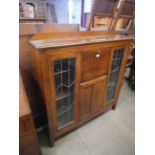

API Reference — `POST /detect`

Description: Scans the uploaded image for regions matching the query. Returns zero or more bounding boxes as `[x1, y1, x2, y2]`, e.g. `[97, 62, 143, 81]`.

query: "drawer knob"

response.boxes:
[96, 54, 100, 58]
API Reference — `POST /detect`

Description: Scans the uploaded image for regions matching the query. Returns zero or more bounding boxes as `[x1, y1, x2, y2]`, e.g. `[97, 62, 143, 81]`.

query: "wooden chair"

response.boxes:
[111, 0, 135, 31]
[87, 0, 119, 31]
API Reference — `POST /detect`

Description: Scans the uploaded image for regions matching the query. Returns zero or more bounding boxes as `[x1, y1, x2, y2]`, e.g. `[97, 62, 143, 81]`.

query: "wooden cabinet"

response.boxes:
[30, 31, 133, 146]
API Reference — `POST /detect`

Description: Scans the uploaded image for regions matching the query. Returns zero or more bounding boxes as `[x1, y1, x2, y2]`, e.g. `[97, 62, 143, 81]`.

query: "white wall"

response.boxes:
[47, 0, 81, 24]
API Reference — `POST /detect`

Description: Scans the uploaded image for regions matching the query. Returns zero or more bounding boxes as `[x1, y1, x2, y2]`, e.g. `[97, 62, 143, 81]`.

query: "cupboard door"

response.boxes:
[79, 84, 92, 120]
[106, 48, 125, 102]
[91, 78, 106, 114]
[53, 57, 79, 130]
[79, 76, 107, 121]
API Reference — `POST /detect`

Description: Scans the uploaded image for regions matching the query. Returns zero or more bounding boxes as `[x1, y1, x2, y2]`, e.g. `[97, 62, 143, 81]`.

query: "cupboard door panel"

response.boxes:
[79, 76, 107, 121]
[92, 78, 106, 113]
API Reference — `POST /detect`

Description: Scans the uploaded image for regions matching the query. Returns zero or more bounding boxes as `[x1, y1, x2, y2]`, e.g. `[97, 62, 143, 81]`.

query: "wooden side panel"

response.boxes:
[19, 74, 42, 155]
[19, 115, 42, 155]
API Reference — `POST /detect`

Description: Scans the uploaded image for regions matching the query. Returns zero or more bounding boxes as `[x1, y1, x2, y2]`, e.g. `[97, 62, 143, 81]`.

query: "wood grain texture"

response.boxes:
[30, 32, 133, 49]
[79, 76, 107, 121]
[81, 46, 111, 82]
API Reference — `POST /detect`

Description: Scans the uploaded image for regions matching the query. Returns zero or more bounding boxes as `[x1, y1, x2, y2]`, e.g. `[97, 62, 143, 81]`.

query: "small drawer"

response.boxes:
[81, 47, 111, 82]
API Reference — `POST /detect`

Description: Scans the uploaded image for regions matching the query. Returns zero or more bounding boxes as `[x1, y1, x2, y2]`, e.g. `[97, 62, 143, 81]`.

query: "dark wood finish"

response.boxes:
[30, 31, 133, 146]
[19, 73, 42, 155]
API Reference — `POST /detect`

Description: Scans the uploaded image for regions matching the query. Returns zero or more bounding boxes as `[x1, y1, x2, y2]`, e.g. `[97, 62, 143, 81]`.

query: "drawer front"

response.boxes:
[81, 47, 111, 82]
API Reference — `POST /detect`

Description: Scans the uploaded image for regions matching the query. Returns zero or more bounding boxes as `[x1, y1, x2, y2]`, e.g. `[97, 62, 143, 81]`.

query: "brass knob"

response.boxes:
[96, 53, 100, 58]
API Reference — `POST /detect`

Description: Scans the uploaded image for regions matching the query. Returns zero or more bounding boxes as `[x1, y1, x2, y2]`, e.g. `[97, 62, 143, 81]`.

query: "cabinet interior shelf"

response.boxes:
[56, 90, 71, 101]
[108, 81, 116, 87]
[54, 69, 73, 76]
[57, 104, 73, 116]
[111, 67, 119, 73]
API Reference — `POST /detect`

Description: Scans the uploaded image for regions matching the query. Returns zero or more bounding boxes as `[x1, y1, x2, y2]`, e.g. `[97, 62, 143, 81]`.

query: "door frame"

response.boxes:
[103, 44, 130, 107]
[47, 51, 81, 138]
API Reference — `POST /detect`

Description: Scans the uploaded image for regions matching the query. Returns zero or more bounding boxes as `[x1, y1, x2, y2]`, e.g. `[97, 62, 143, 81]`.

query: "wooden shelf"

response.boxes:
[56, 90, 71, 101]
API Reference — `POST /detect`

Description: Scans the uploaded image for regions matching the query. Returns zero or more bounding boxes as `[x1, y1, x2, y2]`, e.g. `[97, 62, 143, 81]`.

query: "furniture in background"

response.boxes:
[19, 24, 79, 132]
[30, 31, 133, 146]
[87, 0, 119, 30]
[112, 0, 135, 31]
[127, 47, 135, 90]
[19, 18, 46, 24]
[86, 0, 135, 32]
[19, 73, 42, 155]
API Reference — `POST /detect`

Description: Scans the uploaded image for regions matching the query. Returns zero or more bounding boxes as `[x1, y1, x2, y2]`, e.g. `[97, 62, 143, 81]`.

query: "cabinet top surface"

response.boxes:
[30, 31, 134, 50]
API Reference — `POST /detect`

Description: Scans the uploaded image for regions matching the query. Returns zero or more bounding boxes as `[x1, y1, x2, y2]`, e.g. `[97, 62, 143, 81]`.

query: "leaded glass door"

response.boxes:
[53, 56, 79, 129]
[106, 48, 125, 102]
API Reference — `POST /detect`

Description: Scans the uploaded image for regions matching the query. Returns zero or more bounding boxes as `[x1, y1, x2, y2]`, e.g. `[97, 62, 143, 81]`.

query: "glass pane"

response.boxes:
[107, 48, 124, 102]
[54, 60, 61, 73]
[54, 58, 76, 128]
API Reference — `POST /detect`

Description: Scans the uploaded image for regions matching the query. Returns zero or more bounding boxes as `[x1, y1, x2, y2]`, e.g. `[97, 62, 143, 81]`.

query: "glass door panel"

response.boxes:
[106, 48, 124, 101]
[54, 58, 76, 128]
